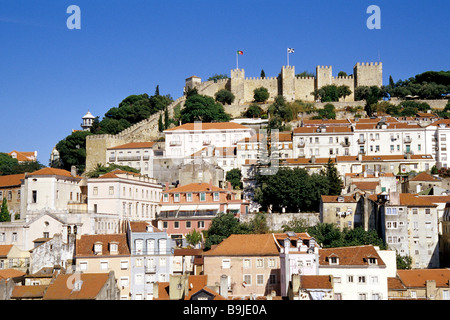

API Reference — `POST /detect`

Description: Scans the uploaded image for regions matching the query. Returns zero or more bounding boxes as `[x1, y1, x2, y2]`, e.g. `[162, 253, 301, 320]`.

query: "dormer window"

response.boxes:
[94, 242, 102, 255]
[109, 242, 119, 254]
[328, 255, 339, 265]
[367, 257, 378, 265]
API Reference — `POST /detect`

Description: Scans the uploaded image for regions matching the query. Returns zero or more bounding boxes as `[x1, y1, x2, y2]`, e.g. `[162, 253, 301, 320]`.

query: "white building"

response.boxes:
[87, 169, 162, 224]
[318, 245, 395, 300]
[163, 122, 255, 159]
[106, 142, 161, 178]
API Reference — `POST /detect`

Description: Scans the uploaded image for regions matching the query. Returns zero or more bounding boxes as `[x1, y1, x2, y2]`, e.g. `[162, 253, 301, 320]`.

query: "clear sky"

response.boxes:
[0, 0, 448, 165]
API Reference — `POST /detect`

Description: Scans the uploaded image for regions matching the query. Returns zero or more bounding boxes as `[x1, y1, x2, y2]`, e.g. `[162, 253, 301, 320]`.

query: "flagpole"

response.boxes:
[287, 48, 289, 66]
[236, 51, 238, 69]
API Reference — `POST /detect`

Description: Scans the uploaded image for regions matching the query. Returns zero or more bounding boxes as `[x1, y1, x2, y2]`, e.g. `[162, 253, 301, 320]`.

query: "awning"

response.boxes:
[178, 205, 198, 211]
[226, 203, 242, 210]
[159, 205, 180, 211]
[196, 204, 221, 210]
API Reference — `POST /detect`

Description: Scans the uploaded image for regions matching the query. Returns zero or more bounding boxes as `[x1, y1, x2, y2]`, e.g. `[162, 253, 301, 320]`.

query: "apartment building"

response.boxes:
[126, 221, 174, 300]
[0, 174, 24, 218]
[380, 193, 440, 268]
[87, 169, 162, 225]
[157, 182, 248, 243]
[164, 122, 255, 159]
[75, 234, 131, 299]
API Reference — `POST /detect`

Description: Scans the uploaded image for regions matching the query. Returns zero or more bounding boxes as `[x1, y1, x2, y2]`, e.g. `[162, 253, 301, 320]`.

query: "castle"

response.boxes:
[185, 62, 382, 104]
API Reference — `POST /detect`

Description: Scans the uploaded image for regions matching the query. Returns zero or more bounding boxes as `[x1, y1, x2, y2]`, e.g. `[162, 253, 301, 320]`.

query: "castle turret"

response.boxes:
[316, 65, 332, 89]
[353, 62, 383, 88]
[230, 68, 245, 104]
[281, 65, 296, 101]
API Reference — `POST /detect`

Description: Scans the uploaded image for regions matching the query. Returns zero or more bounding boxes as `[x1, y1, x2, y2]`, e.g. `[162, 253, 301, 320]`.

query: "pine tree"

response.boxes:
[324, 158, 343, 195]
[155, 85, 160, 96]
[0, 198, 10, 222]
[158, 113, 164, 132]
[164, 106, 170, 129]
[260, 69, 265, 79]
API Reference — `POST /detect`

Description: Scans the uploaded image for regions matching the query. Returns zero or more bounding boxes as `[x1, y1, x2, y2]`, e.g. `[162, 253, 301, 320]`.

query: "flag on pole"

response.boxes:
[287, 48, 295, 53]
[237, 50, 244, 55]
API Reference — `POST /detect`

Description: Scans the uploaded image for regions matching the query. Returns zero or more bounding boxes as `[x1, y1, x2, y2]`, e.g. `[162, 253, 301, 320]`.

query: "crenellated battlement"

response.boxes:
[355, 62, 382, 66]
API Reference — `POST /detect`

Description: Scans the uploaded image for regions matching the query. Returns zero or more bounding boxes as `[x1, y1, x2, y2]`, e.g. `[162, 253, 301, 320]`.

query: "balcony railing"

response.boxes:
[170, 141, 182, 146]
[404, 137, 412, 143]
[358, 138, 365, 144]
[341, 141, 350, 147]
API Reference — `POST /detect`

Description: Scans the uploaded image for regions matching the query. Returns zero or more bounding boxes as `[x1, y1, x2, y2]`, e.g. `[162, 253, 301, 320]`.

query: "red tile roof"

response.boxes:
[42, 273, 110, 300]
[397, 269, 450, 288]
[203, 234, 280, 256]
[399, 193, 437, 207]
[410, 172, 440, 182]
[11, 285, 47, 299]
[0, 174, 24, 188]
[164, 182, 228, 194]
[8, 151, 36, 162]
[75, 234, 130, 257]
[0, 268, 25, 280]
[299, 275, 333, 289]
[321, 195, 357, 203]
[319, 245, 386, 267]
[165, 122, 251, 131]
[28, 167, 79, 179]
[0, 245, 13, 258]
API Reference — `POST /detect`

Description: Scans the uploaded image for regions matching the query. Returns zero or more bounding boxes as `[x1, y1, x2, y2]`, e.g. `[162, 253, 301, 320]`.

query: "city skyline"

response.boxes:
[0, 0, 448, 164]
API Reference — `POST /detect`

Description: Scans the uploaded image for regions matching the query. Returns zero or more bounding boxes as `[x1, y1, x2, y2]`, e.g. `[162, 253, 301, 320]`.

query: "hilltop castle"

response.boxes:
[185, 62, 382, 104]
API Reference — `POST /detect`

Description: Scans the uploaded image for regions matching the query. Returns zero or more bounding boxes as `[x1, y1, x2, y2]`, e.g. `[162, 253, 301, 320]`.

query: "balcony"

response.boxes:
[297, 141, 305, 148]
[404, 136, 412, 143]
[145, 265, 157, 273]
[108, 156, 116, 162]
[358, 138, 365, 144]
[341, 141, 350, 147]
[203, 140, 211, 145]
[170, 141, 182, 146]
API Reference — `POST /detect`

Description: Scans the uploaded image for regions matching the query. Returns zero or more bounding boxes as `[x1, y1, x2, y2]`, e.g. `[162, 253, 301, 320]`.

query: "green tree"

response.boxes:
[180, 93, 230, 123]
[296, 71, 315, 78]
[214, 89, 235, 105]
[244, 104, 264, 118]
[0, 198, 10, 222]
[226, 168, 242, 189]
[0, 153, 43, 176]
[322, 158, 343, 195]
[164, 105, 170, 129]
[338, 85, 352, 101]
[307, 223, 344, 247]
[54, 130, 93, 172]
[314, 103, 336, 119]
[244, 213, 270, 234]
[185, 229, 203, 247]
[396, 254, 412, 270]
[207, 74, 228, 82]
[260, 69, 266, 79]
[158, 113, 164, 132]
[203, 213, 249, 250]
[85, 163, 140, 178]
[253, 87, 270, 103]
[337, 71, 347, 77]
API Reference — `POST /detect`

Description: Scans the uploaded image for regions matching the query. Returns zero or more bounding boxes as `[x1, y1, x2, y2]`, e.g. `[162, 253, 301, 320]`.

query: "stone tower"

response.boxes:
[230, 68, 245, 104]
[315, 65, 333, 89]
[281, 65, 296, 101]
[353, 62, 383, 87]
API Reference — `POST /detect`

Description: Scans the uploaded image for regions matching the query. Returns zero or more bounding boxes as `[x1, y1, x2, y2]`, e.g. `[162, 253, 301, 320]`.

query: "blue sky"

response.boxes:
[0, 0, 448, 165]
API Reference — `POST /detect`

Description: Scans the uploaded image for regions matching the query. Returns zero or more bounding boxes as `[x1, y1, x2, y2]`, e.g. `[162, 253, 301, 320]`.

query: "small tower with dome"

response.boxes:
[81, 110, 95, 131]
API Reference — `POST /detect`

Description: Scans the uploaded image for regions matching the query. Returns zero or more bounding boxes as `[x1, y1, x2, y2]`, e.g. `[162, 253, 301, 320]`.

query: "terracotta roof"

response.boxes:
[0, 174, 24, 188]
[302, 119, 351, 126]
[410, 172, 440, 182]
[388, 277, 407, 290]
[165, 122, 251, 132]
[319, 245, 386, 267]
[293, 126, 352, 134]
[107, 142, 155, 150]
[174, 248, 204, 256]
[28, 167, 79, 179]
[97, 169, 141, 179]
[399, 193, 437, 207]
[75, 234, 130, 257]
[299, 275, 333, 289]
[321, 195, 357, 203]
[164, 182, 227, 194]
[0, 268, 25, 280]
[203, 234, 280, 256]
[11, 285, 47, 299]
[282, 157, 335, 165]
[0, 245, 13, 258]
[129, 221, 163, 233]
[353, 181, 379, 190]
[42, 273, 110, 300]
[417, 195, 450, 204]
[397, 269, 450, 288]
[8, 150, 36, 162]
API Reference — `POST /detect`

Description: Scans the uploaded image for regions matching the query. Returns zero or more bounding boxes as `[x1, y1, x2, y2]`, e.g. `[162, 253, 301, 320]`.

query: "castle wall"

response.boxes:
[354, 62, 383, 87]
[243, 77, 279, 103]
[294, 77, 315, 102]
[332, 76, 355, 101]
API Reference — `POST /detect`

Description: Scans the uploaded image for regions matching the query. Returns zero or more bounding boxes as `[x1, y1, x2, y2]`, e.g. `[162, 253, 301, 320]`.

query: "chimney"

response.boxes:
[165, 182, 169, 191]
[71, 165, 77, 177]
[220, 275, 229, 299]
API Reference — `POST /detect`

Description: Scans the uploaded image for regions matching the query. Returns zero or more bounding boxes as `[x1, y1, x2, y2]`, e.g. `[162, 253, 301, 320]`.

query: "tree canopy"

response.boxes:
[0, 153, 44, 176]
[311, 85, 352, 102]
[253, 87, 270, 103]
[385, 71, 450, 99]
[180, 93, 230, 123]
[54, 130, 92, 172]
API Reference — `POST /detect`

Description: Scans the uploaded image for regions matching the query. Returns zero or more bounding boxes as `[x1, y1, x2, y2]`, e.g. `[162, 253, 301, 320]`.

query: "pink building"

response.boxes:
[157, 182, 248, 244]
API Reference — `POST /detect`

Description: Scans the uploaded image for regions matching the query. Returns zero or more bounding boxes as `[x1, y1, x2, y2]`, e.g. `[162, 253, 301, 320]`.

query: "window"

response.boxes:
[425, 208, 431, 215]
[159, 257, 166, 267]
[174, 193, 180, 202]
[163, 194, 169, 202]
[100, 261, 108, 270]
[79, 261, 88, 271]
[93, 187, 98, 195]
[386, 221, 398, 229]
[329, 257, 339, 265]
[358, 276, 366, 284]
[109, 186, 114, 195]
[222, 259, 230, 269]
[412, 208, 418, 214]
[268, 259, 275, 268]
[347, 275, 354, 283]
[121, 260, 129, 270]
[186, 193, 192, 202]
[256, 258, 264, 268]
[386, 207, 397, 215]
[159, 239, 167, 254]
[359, 293, 367, 300]
[32, 190, 37, 203]
[174, 221, 179, 229]
[200, 193, 206, 201]
[243, 275, 251, 286]
[147, 239, 155, 254]
[256, 275, 264, 286]
[135, 274, 143, 285]
[243, 259, 251, 268]
[186, 221, 191, 229]
[120, 277, 129, 288]
[135, 239, 143, 254]
[213, 192, 219, 201]
[198, 221, 205, 228]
